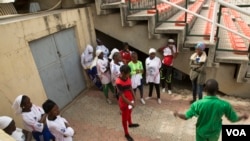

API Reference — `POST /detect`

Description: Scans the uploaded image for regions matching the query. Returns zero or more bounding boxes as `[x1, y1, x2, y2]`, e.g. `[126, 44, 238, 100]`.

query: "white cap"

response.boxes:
[168, 39, 174, 43]
[95, 49, 103, 57]
[149, 48, 156, 54]
[12, 95, 23, 115]
[0, 116, 12, 129]
[108, 48, 119, 59]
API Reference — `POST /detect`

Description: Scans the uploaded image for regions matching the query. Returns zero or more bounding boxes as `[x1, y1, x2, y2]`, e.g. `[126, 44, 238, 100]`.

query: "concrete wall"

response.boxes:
[0, 7, 96, 128]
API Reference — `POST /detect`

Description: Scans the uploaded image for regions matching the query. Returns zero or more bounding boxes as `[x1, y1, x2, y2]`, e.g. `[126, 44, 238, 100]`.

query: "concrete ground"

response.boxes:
[62, 82, 250, 141]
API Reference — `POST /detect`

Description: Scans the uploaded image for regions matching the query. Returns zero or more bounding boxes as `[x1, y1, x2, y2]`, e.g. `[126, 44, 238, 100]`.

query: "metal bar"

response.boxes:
[215, 5, 223, 37]
[210, 0, 219, 43]
[160, 0, 250, 41]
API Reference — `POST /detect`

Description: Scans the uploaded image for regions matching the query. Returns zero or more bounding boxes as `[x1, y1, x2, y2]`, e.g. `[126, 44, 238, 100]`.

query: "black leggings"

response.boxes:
[148, 82, 160, 98]
[133, 79, 144, 98]
[161, 64, 173, 90]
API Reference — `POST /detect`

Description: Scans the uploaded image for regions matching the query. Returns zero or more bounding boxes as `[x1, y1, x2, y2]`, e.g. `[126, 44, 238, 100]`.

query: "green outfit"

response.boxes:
[185, 96, 239, 141]
[128, 61, 143, 76]
[103, 82, 114, 98]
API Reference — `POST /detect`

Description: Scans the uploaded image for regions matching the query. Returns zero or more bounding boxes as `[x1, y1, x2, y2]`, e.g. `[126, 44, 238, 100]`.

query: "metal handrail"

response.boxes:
[161, 0, 250, 43]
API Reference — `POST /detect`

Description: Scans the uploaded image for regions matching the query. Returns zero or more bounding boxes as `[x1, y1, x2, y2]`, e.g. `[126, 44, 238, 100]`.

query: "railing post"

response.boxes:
[210, 0, 219, 43]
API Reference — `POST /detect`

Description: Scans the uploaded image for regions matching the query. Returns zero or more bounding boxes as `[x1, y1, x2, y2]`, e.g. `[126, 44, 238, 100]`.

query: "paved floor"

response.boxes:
[62, 83, 250, 141]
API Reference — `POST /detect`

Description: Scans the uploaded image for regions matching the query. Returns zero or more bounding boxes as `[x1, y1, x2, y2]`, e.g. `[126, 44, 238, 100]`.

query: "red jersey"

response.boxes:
[116, 77, 133, 108]
[120, 50, 131, 64]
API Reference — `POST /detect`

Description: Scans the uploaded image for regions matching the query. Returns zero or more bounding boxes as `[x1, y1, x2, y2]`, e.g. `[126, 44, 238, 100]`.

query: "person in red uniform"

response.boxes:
[116, 65, 139, 141]
[120, 42, 132, 65]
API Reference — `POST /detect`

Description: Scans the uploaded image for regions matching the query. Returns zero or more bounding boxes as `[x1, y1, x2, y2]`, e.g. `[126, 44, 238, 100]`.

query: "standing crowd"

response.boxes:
[81, 38, 179, 106]
[0, 38, 248, 141]
[80, 38, 178, 141]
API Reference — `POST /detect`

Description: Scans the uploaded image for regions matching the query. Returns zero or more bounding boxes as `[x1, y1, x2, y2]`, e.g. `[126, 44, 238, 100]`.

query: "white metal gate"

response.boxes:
[29, 28, 86, 108]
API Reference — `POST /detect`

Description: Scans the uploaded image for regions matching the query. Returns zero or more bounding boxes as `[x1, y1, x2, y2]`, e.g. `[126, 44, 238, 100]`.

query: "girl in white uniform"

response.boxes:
[110, 52, 124, 99]
[81, 44, 94, 70]
[96, 49, 115, 104]
[145, 48, 162, 104]
[42, 99, 74, 141]
[12, 95, 55, 141]
[0, 116, 26, 141]
[96, 39, 109, 59]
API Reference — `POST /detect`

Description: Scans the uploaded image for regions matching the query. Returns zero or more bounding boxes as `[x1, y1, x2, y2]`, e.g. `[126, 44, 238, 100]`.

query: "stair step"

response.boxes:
[155, 22, 184, 33]
[215, 51, 249, 64]
[185, 36, 215, 48]
[189, 9, 209, 35]
[101, 2, 122, 9]
[155, 9, 186, 33]
[127, 10, 154, 20]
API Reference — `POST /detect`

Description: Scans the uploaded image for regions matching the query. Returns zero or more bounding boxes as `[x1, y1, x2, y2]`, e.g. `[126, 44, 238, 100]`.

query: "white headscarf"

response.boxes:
[90, 49, 103, 69]
[149, 48, 156, 54]
[108, 48, 119, 60]
[84, 44, 93, 55]
[81, 44, 94, 69]
[12, 95, 23, 115]
[0, 116, 13, 129]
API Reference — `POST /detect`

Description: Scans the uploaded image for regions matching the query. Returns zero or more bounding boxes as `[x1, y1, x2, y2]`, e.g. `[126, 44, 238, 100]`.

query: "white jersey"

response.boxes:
[162, 45, 177, 56]
[96, 58, 111, 84]
[46, 116, 74, 141]
[96, 45, 109, 59]
[11, 128, 25, 141]
[110, 61, 124, 86]
[145, 56, 162, 84]
[21, 105, 44, 132]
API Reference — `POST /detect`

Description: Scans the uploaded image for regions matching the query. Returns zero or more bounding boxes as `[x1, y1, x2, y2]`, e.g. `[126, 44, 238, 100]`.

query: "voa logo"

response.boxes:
[226, 129, 247, 136]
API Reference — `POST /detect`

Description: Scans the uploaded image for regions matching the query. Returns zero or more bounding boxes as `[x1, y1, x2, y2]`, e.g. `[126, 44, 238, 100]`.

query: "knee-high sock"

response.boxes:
[103, 84, 109, 98]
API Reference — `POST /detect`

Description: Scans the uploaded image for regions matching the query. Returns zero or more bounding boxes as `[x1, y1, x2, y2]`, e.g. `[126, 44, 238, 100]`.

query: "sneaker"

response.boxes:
[168, 90, 172, 95]
[140, 98, 146, 104]
[125, 134, 134, 141]
[129, 123, 140, 128]
[157, 99, 162, 104]
[162, 88, 166, 93]
[106, 99, 112, 104]
[145, 97, 152, 100]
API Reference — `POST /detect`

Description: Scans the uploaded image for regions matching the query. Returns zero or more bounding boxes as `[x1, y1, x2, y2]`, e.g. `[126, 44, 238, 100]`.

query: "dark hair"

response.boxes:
[112, 52, 120, 60]
[205, 79, 219, 95]
[120, 65, 131, 74]
[42, 99, 56, 114]
[131, 51, 137, 56]
[123, 42, 129, 46]
[20, 95, 28, 107]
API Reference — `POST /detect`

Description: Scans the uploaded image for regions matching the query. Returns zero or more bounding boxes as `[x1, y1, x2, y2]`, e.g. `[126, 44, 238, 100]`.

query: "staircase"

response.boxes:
[92, 0, 250, 97]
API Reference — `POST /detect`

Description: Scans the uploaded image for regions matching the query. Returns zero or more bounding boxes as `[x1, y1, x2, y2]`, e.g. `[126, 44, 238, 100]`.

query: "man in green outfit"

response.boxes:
[173, 79, 248, 141]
